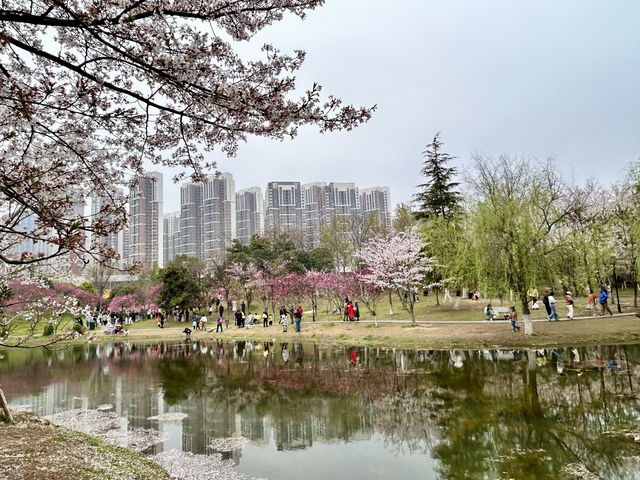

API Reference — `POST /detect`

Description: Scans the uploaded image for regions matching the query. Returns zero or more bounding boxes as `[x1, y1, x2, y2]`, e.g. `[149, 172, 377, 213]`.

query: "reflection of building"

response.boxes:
[128, 172, 163, 268]
[236, 187, 264, 245]
[360, 186, 391, 229]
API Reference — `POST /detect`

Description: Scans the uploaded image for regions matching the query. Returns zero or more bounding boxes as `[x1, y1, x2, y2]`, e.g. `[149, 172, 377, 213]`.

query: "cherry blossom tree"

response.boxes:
[303, 270, 332, 321]
[227, 262, 261, 313]
[0, 1, 374, 268]
[53, 283, 101, 309]
[356, 227, 433, 325]
[107, 294, 140, 315]
[273, 272, 307, 322]
[354, 270, 385, 327]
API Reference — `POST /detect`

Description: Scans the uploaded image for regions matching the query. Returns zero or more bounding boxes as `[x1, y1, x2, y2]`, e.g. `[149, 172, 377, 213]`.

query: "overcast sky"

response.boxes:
[157, 0, 640, 214]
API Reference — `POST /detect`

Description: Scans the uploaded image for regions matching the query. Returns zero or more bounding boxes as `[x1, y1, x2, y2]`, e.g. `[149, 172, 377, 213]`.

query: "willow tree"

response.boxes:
[613, 161, 640, 307]
[465, 156, 574, 334]
[0, 1, 373, 268]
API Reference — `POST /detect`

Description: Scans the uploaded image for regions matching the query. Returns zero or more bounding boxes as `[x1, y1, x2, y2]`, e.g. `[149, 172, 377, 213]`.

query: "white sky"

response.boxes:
[156, 0, 640, 214]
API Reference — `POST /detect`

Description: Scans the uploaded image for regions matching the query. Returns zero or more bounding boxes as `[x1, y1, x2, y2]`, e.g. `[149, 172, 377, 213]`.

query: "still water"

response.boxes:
[1, 341, 639, 479]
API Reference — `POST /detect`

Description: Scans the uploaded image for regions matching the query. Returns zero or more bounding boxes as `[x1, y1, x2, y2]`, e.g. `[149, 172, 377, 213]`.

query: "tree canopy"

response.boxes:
[0, 1, 373, 267]
[414, 133, 461, 220]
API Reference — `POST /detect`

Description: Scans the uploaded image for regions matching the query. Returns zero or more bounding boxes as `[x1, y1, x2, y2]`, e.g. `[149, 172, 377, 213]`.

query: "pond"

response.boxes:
[1, 341, 639, 479]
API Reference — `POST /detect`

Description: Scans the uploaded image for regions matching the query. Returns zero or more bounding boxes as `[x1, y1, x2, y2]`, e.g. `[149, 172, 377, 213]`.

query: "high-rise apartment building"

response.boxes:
[128, 172, 163, 268]
[327, 182, 360, 219]
[265, 182, 303, 236]
[301, 182, 327, 249]
[301, 182, 360, 248]
[179, 181, 202, 259]
[236, 187, 264, 245]
[163, 212, 180, 265]
[360, 186, 392, 229]
[91, 195, 125, 265]
[202, 172, 235, 259]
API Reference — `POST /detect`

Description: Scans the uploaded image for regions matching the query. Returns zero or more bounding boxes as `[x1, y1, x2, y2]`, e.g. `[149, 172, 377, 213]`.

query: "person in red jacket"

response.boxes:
[347, 301, 355, 321]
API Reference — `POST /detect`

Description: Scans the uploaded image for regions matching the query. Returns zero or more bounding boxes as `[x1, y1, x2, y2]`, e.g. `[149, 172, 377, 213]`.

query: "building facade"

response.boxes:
[202, 172, 235, 260]
[179, 182, 203, 259]
[128, 172, 163, 268]
[236, 187, 264, 245]
[265, 182, 303, 237]
[360, 186, 392, 229]
[162, 212, 181, 265]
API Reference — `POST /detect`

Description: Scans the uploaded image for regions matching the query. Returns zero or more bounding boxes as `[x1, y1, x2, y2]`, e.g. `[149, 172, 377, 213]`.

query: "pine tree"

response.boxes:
[414, 133, 461, 220]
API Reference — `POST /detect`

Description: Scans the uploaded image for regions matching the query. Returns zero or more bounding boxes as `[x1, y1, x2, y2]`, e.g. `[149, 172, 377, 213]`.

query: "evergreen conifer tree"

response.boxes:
[414, 133, 461, 220]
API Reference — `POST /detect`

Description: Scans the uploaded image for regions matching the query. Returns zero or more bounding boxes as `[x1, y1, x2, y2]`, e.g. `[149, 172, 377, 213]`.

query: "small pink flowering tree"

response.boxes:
[303, 270, 332, 321]
[53, 283, 101, 310]
[226, 262, 261, 314]
[354, 270, 386, 327]
[356, 226, 433, 325]
[273, 273, 307, 322]
[108, 294, 140, 315]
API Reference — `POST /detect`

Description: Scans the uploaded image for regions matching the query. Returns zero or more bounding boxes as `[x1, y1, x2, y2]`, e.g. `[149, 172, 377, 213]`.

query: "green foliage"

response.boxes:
[72, 322, 84, 334]
[108, 283, 137, 300]
[320, 216, 353, 271]
[464, 156, 568, 314]
[414, 133, 461, 220]
[42, 324, 54, 336]
[392, 203, 416, 231]
[75, 282, 97, 294]
[159, 255, 205, 311]
[309, 246, 335, 271]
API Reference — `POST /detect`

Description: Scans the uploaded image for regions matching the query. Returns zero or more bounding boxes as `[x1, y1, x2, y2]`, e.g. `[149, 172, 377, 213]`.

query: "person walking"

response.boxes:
[294, 306, 302, 332]
[599, 286, 613, 316]
[216, 316, 223, 333]
[587, 289, 597, 316]
[280, 314, 288, 333]
[262, 310, 268, 327]
[509, 306, 520, 332]
[354, 302, 360, 321]
[548, 291, 559, 321]
[564, 291, 574, 320]
[443, 288, 452, 302]
[542, 291, 552, 317]
[347, 301, 355, 321]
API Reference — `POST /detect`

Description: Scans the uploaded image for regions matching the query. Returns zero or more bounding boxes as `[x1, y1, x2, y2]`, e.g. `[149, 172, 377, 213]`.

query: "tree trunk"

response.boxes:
[454, 295, 461, 309]
[373, 313, 378, 328]
[410, 302, 416, 326]
[634, 282, 638, 308]
[521, 294, 533, 335]
[0, 386, 14, 423]
[435, 290, 439, 305]
[388, 291, 393, 315]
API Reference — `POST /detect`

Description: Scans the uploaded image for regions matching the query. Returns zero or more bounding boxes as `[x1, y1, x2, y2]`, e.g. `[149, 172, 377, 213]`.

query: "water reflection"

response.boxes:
[1, 342, 639, 479]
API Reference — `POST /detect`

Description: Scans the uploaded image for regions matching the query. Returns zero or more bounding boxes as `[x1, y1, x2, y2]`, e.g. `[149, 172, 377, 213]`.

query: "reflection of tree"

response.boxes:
[3, 342, 639, 476]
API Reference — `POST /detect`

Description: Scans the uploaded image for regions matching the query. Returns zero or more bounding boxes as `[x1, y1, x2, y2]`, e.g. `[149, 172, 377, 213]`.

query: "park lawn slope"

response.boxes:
[0, 412, 170, 480]
[104, 314, 640, 350]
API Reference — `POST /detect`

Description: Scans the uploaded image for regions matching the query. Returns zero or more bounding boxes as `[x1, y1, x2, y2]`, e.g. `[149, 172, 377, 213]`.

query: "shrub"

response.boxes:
[72, 323, 84, 334]
[43, 324, 55, 336]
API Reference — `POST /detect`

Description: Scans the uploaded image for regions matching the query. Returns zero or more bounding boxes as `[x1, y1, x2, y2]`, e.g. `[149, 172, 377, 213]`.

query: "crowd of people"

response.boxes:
[482, 284, 617, 333]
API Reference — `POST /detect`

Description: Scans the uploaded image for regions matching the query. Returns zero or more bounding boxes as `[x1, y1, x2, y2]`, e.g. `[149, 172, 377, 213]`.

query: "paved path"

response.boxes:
[306, 312, 638, 325]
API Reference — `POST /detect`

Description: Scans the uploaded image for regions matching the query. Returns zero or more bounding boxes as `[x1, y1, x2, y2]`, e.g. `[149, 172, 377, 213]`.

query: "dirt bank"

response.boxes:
[0, 412, 170, 480]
